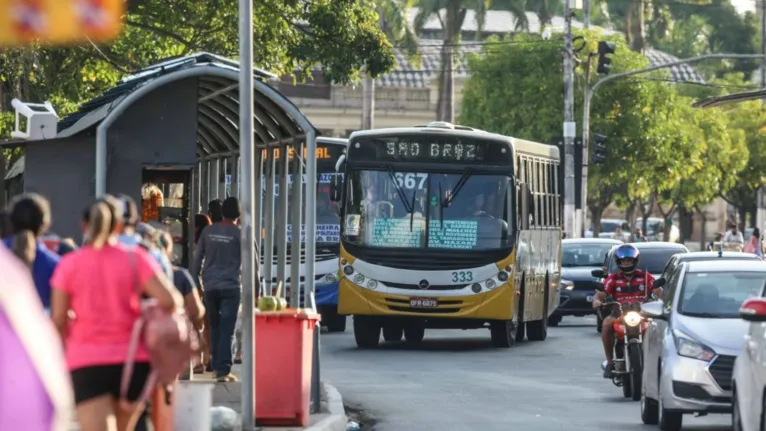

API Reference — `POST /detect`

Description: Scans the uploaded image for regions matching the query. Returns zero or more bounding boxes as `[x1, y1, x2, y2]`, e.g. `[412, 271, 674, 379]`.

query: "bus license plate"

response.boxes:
[410, 297, 438, 308]
[586, 295, 594, 302]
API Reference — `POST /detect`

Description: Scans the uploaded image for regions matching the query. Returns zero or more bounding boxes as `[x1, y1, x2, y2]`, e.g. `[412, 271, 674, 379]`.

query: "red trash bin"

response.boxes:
[254, 310, 320, 427]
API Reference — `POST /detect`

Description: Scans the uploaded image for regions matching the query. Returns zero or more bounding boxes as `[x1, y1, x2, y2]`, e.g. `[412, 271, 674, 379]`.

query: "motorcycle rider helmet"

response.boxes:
[614, 244, 640, 275]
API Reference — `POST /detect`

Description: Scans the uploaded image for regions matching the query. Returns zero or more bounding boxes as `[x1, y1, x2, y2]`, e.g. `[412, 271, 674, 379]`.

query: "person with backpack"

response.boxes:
[3, 193, 60, 313]
[50, 196, 182, 431]
[193, 197, 243, 382]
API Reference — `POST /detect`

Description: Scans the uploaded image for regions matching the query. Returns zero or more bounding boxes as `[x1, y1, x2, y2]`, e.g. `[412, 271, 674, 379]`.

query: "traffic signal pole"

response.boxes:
[563, 0, 577, 238]
[580, 52, 765, 236]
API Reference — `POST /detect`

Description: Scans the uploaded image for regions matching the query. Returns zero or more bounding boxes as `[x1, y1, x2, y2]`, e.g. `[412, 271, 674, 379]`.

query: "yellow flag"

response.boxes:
[0, 0, 124, 47]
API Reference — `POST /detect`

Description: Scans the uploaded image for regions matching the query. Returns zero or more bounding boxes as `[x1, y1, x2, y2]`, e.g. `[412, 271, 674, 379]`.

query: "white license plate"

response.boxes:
[586, 295, 594, 302]
[410, 297, 438, 308]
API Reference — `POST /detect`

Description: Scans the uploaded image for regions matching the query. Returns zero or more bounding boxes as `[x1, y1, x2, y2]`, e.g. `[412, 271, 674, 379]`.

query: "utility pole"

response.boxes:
[757, 0, 765, 233]
[584, 0, 590, 28]
[361, 0, 375, 130]
[563, 0, 577, 238]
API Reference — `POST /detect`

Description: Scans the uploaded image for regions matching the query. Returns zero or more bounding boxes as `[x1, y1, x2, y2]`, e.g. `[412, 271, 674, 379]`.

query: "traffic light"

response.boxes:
[596, 41, 616, 75]
[591, 134, 607, 164]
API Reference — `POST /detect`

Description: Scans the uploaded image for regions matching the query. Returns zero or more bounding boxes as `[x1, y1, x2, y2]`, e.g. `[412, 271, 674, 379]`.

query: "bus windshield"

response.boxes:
[342, 169, 512, 251]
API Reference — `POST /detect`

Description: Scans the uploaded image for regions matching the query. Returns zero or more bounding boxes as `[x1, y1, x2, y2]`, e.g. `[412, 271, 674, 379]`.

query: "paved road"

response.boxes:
[320, 316, 731, 431]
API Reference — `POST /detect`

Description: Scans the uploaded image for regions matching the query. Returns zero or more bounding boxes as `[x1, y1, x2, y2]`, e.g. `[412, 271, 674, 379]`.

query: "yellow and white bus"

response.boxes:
[329, 122, 562, 348]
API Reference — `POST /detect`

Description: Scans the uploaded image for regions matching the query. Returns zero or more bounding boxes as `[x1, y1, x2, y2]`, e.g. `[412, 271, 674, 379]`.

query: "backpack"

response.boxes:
[119, 251, 200, 409]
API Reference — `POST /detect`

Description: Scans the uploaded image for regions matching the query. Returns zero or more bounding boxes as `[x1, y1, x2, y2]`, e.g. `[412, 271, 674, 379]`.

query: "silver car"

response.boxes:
[639, 260, 766, 431]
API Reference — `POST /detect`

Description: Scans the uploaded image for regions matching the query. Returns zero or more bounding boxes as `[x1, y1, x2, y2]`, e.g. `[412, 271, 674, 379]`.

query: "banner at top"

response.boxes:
[0, 0, 124, 47]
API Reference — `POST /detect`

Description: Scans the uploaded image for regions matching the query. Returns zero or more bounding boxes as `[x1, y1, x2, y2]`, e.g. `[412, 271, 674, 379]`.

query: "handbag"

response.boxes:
[119, 250, 200, 409]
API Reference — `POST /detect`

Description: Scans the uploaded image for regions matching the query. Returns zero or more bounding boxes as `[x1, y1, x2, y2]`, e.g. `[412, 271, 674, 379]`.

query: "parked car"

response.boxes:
[552, 238, 623, 326]
[732, 296, 766, 431]
[640, 260, 766, 431]
[635, 217, 680, 243]
[592, 242, 688, 332]
[585, 218, 631, 241]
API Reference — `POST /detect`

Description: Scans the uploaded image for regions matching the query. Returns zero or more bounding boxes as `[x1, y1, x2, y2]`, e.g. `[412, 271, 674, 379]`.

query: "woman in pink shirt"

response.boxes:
[50, 196, 182, 431]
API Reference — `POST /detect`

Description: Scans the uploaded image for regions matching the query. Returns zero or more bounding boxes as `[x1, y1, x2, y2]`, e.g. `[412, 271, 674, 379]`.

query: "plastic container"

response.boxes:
[254, 310, 320, 427]
[173, 381, 214, 431]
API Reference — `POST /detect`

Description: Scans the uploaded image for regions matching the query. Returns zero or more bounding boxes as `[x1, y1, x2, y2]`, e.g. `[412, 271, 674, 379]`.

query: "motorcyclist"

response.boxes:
[592, 244, 663, 378]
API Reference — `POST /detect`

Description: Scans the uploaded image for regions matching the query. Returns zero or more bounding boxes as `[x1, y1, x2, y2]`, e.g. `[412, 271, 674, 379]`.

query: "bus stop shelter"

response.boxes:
[3, 52, 321, 307]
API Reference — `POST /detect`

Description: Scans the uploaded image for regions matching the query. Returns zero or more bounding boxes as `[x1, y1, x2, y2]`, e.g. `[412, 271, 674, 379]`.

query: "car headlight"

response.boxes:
[673, 330, 716, 361]
[623, 311, 642, 327]
[323, 273, 337, 284]
[560, 280, 574, 291]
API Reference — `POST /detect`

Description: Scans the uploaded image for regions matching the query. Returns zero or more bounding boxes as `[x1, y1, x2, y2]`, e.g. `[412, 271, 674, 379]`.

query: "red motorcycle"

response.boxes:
[600, 297, 649, 401]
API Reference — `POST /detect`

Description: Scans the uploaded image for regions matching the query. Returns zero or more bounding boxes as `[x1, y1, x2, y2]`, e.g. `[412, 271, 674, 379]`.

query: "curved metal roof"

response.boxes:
[56, 52, 316, 159]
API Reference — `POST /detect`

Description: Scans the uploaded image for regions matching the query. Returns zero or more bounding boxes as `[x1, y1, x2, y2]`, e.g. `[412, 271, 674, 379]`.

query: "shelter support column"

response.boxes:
[230, 155, 239, 198]
[276, 144, 289, 294]
[289, 140, 304, 308]
[263, 149, 275, 295]
[218, 158, 227, 199]
[209, 158, 220, 201]
[253, 150, 263, 296]
[200, 161, 209, 210]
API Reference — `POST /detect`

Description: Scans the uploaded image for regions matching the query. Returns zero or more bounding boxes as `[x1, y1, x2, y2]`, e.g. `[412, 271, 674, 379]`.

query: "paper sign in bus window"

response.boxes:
[428, 220, 479, 249]
[286, 224, 340, 243]
[371, 218, 423, 248]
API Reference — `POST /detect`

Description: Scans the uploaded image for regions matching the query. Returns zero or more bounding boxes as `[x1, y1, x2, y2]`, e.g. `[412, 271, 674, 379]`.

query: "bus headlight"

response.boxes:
[471, 283, 482, 293]
[497, 272, 509, 282]
[485, 279, 496, 289]
[322, 273, 337, 284]
[343, 265, 354, 276]
[624, 311, 642, 327]
[353, 274, 365, 284]
[367, 280, 378, 289]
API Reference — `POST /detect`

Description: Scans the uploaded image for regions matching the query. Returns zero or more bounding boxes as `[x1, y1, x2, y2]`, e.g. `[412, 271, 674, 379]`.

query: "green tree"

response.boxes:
[459, 31, 708, 229]
[1, 0, 397, 135]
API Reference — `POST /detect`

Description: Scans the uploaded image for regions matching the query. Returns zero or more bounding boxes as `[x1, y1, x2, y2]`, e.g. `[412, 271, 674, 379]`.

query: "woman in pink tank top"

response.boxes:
[0, 240, 73, 430]
[50, 196, 181, 431]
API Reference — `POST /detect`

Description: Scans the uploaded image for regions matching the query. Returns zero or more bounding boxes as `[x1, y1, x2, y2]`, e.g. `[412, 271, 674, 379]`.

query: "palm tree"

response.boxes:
[362, 0, 421, 129]
[413, 0, 529, 123]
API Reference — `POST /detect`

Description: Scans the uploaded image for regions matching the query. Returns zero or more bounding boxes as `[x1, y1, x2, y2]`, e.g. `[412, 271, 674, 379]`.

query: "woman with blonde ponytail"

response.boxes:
[50, 196, 183, 431]
[2, 193, 60, 312]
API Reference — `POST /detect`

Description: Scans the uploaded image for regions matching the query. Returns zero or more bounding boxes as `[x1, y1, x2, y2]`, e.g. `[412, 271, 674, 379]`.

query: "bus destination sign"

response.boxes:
[349, 135, 512, 165]
[385, 141, 479, 161]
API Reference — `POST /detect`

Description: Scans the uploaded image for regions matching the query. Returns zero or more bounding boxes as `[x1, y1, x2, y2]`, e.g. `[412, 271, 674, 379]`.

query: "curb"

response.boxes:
[305, 381, 347, 431]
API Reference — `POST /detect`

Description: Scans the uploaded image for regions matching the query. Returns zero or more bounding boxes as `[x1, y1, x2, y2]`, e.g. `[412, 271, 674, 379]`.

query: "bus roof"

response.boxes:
[316, 136, 348, 145]
[348, 123, 558, 160]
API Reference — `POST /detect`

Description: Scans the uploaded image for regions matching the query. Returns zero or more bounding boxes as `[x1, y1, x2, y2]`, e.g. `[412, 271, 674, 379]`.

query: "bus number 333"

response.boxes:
[452, 271, 473, 282]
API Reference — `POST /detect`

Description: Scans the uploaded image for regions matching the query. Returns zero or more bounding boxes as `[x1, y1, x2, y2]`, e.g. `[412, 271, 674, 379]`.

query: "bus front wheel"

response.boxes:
[490, 320, 517, 348]
[353, 316, 381, 348]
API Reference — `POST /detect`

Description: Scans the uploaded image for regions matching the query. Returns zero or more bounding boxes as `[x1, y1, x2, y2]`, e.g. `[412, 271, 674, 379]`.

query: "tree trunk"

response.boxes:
[625, 200, 637, 237]
[589, 204, 605, 235]
[696, 205, 707, 250]
[633, 0, 646, 52]
[639, 195, 655, 235]
[624, 2, 634, 48]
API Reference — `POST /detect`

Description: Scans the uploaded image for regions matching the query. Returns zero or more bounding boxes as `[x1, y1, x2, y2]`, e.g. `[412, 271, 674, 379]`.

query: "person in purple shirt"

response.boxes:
[2, 193, 60, 311]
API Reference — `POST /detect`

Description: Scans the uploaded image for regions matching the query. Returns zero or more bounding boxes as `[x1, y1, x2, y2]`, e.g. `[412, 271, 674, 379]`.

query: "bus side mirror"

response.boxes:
[330, 174, 342, 202]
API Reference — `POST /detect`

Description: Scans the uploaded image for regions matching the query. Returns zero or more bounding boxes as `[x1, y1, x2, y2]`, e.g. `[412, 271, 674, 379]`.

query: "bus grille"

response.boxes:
[343, 244, 510, 271]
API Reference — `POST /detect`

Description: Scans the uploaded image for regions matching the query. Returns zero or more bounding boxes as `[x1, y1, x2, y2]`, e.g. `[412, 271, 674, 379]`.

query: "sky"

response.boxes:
[731, 0, 757, 14]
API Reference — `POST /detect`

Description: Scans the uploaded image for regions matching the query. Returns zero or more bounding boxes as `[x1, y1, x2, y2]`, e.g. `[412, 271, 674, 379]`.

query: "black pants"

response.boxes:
[204, 288, 241, 375]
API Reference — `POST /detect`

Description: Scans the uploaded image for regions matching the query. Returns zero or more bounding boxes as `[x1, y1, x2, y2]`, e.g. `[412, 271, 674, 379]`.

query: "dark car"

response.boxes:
[551, 238, 624, 326]
[592, 242, 689, 332]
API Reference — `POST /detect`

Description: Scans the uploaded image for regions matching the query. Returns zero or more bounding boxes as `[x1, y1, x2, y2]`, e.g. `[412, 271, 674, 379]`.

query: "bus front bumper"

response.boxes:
[337, 279, 515, 320]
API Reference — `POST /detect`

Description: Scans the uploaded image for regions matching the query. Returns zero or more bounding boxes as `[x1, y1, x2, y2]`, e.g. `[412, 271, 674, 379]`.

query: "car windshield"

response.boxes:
[678, 271, 766, 318]
[610, 248, 683, 274]
[342, 169, 512, 250]
[563, 243, 615, 267]
[601, 221, 622, 233]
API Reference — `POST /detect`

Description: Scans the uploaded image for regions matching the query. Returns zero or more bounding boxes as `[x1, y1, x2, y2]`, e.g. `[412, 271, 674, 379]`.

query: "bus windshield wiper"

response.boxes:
[442, 169, 473, 208]
[385, 166, 414, 215]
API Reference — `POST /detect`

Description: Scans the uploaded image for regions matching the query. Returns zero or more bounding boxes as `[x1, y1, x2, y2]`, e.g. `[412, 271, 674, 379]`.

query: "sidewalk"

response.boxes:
[68, 364, 347, 431]
[196, 363, 347, 431]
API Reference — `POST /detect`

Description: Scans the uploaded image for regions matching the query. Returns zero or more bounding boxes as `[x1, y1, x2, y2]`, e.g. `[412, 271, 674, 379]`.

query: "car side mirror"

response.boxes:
[591, 269, 604, 278]
[653, 277, 666, 288]
[740, 298, 766, 322]
[641, 300, 665, 320]
[330, 174, 342, 202]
